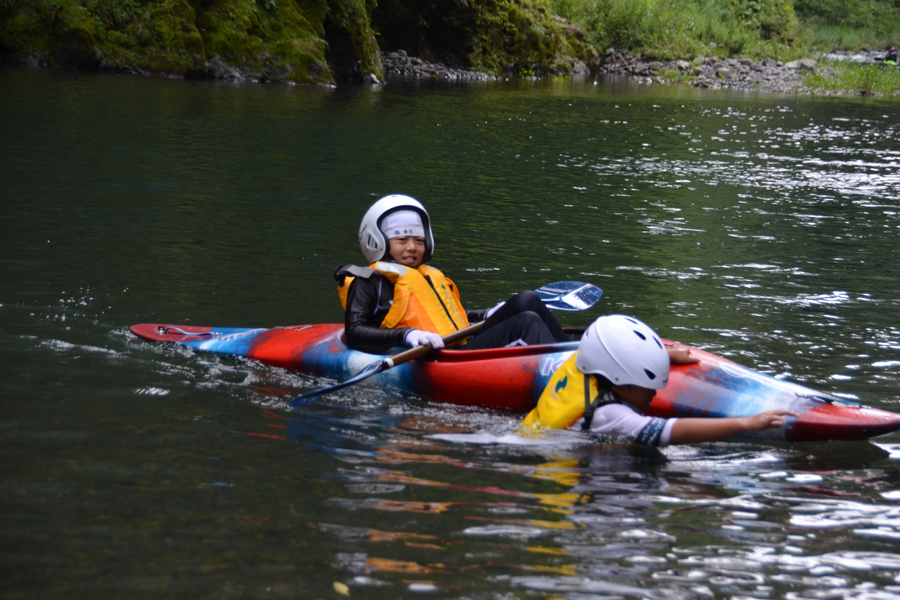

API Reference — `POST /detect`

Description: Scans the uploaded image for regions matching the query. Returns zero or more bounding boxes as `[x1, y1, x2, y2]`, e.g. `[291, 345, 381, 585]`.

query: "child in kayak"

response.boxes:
[335, 194, 570, 354]
[521, 314, 798, 446]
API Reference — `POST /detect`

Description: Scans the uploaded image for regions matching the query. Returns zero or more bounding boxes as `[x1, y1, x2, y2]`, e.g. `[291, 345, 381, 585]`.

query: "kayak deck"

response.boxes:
[130, 322, 575, 412]
[130, 322, 900, 442]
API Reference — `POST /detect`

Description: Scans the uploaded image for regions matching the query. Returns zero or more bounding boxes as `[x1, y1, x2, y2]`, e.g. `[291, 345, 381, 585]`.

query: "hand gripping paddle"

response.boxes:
[289, 281, 602, 407]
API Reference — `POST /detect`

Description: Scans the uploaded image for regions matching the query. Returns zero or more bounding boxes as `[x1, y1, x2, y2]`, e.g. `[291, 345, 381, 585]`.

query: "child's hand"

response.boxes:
[670, 409, 801, 444]
[745, 409, 799, 432]
[667, 345, 700, 365]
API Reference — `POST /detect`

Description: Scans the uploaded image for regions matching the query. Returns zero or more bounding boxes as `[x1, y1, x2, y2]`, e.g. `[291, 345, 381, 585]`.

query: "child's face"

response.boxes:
[388, 236, 426, 267]
[611, 384, 656, 410]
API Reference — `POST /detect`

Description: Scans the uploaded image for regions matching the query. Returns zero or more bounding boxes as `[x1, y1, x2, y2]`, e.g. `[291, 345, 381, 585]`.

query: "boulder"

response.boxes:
[785, 58, 817, 71]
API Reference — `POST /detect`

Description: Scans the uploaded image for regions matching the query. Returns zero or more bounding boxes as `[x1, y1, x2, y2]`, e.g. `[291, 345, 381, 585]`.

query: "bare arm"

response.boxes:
[669, 409, 798, 445]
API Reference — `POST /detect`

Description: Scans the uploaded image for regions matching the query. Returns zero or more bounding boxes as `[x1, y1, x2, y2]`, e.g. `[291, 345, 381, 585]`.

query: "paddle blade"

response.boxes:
[535, 281, 603, 311]
[289, 359, 386, 407]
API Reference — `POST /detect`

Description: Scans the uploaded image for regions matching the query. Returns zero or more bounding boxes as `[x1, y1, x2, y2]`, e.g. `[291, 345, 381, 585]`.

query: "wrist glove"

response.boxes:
[485, 301, 506, 319]
[404, 329, 445, 349]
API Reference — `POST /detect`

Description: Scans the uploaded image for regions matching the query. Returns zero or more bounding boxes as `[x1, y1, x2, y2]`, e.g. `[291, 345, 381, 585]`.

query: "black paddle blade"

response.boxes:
[289, 359, 386, 407]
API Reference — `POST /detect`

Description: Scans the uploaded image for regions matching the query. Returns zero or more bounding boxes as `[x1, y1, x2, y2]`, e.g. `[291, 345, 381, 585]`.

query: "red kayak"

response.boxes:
[130, 322, 900, 442]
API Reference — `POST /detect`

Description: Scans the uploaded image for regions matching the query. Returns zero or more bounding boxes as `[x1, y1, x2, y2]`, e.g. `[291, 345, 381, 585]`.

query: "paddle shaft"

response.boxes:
[383, 321, 484, 368]
[288, 321, 485, 407]
[289, 280, 601, 407]
[373, 283, 597, 368]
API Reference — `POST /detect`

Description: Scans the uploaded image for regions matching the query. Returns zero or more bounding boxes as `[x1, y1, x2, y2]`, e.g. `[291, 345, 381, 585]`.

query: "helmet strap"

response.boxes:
[581, 374, 615, 431]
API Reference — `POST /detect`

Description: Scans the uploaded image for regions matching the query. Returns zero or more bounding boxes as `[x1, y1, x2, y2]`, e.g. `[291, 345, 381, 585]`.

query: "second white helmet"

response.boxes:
[358, 194, 434, 264]
[576, 314, 670, 389]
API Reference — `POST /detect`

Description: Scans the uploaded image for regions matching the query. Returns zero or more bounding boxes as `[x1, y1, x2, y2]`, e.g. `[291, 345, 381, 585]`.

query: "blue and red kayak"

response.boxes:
[129, 322, 900, 443]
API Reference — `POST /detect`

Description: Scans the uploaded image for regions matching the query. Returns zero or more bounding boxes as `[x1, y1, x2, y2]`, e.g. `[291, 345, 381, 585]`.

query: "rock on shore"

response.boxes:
[598, 49, 824, 94]
[382, 47, 835, 96]
[382, 50, 500, 81]
[382, 49, 591, 82]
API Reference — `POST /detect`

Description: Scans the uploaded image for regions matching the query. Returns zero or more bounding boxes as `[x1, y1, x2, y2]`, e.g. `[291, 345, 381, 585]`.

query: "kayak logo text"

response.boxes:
[541, 355, 569, 376]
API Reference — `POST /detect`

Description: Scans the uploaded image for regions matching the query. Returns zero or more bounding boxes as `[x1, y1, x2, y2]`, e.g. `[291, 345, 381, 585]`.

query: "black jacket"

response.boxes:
[335, 264, 485, 355]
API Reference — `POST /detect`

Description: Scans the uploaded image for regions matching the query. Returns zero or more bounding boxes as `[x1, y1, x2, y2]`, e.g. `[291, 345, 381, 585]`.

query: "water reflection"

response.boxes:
[111, 325, 900, 597]
[257, 387, 900, 597]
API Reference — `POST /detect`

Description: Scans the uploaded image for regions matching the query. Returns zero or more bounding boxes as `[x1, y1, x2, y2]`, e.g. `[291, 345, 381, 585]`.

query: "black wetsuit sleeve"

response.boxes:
[344, 275, 409, 354]
[466, 309, 487, 323]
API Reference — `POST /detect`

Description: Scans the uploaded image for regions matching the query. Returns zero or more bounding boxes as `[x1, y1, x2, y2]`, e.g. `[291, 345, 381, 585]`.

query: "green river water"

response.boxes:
[3, 66, 900, 599]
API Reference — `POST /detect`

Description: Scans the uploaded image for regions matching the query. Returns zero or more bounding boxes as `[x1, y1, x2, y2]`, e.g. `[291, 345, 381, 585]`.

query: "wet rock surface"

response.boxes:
[381, 47, 829, 93]
[381, 47, 900, 95]
[383, 48, 900, 95]
[598, 49, 825, 94]
[382, 50, 502, 81]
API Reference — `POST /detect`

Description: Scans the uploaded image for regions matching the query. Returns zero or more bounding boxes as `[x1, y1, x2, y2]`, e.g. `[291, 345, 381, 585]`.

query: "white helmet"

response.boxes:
[576, 315, 670, 389]
[358, 195, 434, 264]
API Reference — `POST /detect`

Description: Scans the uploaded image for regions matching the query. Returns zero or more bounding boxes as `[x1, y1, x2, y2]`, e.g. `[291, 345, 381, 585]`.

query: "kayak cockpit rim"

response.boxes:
[336, 326, 587, 362]
[423, 340, 580, 363]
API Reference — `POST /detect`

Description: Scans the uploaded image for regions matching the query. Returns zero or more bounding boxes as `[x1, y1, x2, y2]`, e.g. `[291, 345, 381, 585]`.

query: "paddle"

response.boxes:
[289, 281, 602, 408]
[533, 280, 603, 311]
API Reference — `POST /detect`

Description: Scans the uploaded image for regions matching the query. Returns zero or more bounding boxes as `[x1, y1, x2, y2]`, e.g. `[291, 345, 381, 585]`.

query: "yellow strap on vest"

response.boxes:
[522, 352, 598, 430]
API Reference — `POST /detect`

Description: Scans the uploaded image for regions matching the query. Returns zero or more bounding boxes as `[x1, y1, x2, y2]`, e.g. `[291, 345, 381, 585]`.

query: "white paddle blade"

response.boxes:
[535, 281, 603, 311]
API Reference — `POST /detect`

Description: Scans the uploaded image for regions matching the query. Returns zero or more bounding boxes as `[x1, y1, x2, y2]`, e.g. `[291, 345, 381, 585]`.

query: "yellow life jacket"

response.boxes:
[337, 262, 469, 341]
[521, 351, 599, 430]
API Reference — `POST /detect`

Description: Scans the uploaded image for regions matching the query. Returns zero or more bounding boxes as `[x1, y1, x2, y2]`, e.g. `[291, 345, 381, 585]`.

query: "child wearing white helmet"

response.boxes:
[522, 314, 797, 446]
[335, 194, 570, 354]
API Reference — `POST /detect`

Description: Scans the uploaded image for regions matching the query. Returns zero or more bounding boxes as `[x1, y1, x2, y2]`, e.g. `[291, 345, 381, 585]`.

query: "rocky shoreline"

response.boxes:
[382, 51, 503, 82]
[384, 48, 892, 95]
[597, 50, 821, 94]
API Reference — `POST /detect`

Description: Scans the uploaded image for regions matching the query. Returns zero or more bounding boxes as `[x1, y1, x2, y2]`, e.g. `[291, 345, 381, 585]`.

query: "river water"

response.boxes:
[3, 67, 900, 599]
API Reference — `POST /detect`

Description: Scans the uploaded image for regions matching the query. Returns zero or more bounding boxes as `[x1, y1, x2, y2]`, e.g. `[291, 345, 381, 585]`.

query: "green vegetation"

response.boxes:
[805, 60, 900, 95]
[461, 0, 596, 74]
[546, 0, 900, 60]
[0, 0, 375, 83]
[545, 0, 900, 94]
[548, 0, 804, 60]
[194, 0, 333, 82]
[0, 0, 595, 82]
[794, 0, 900, 50]
[372, 0, 597, 74]
[2, 0, 900, 94]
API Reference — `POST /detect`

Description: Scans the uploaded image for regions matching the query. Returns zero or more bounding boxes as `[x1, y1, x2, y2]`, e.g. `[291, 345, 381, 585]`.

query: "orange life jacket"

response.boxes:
[337, 262, 469, 342]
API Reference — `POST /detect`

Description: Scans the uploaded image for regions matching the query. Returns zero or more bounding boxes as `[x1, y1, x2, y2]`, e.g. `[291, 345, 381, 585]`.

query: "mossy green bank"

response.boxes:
[0, 0, 378, 83]
[0, 0, 598, 84]
[3, 0, 900, 94]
